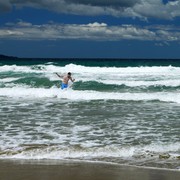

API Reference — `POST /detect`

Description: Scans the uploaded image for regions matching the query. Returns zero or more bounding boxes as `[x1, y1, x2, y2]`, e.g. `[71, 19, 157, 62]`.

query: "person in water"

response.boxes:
[56, 72, 75, 89]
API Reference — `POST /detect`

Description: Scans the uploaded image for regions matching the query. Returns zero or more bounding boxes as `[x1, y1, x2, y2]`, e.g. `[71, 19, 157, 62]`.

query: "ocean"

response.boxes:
[0, 58, 179, 170]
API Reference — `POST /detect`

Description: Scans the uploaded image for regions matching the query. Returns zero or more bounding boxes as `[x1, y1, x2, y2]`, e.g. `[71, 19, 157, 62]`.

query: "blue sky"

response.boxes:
[0, 0, 180, 58]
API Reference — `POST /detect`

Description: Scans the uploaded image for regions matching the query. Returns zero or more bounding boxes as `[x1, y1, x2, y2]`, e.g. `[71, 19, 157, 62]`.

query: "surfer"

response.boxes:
[56, 72, 75, 89]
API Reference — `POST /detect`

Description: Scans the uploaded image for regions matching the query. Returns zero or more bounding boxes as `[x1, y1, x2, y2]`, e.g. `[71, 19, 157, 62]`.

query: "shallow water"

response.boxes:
[0, 60, 180, 169]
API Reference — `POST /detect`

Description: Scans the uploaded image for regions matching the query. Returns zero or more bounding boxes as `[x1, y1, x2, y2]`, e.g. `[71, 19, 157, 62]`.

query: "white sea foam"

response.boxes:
[0, 65, 35, 73]
[46, 64, 180, 87]
[0, 87, 180, 103]
[0, 77, 20, 83]
[142, 143, 180, 153]
[1, 64, 180, 87]
[98, 79, 180, 87]
[62, 64, 180, 75]
[1, 64, 180, 75]
[0, 142, 179, 160]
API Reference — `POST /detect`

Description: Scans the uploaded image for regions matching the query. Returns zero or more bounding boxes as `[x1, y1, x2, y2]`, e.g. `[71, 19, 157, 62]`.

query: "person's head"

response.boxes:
[67, 72, 71, 77]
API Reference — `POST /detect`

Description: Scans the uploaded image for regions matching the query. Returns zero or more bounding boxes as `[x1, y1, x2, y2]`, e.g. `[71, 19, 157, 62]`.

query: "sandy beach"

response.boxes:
[0, 160, 179, 180]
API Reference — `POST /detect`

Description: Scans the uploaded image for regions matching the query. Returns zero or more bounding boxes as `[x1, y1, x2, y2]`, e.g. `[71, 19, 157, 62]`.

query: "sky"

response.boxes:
[0, 0, 180, 58]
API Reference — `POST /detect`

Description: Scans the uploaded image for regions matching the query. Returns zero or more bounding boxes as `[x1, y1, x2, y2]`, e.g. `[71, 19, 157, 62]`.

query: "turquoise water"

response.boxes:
[0, 59, 180, 169]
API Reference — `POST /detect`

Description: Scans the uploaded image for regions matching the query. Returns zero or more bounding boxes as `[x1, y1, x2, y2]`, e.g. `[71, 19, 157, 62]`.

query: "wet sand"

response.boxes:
[0, 159, 179, 180]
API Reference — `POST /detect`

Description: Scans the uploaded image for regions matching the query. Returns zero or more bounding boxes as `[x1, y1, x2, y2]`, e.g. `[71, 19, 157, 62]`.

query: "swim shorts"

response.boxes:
[61, 83, 68, 89]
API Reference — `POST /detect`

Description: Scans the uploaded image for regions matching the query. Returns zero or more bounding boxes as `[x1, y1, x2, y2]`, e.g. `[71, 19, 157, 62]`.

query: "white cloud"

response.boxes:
[86, 22, 107, 27]
[0, 0, 179, 19]
[133, 0, 180, 19]
[0, 21, 180, 42]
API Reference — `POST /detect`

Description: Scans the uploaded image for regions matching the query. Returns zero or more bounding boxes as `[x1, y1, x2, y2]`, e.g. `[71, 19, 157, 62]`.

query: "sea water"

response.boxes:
[0, 59, 179, 169]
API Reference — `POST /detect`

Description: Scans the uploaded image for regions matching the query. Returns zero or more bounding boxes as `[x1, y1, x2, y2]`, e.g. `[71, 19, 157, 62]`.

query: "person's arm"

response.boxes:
[56, 73, 63, 78]
[70, 77, 75, 82]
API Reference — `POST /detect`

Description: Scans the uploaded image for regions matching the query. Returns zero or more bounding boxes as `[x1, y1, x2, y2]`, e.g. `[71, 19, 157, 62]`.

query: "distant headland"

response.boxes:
[0, 54, 18, 60]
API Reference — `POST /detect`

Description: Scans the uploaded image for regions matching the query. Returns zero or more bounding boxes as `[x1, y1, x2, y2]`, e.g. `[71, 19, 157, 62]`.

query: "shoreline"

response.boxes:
[0, 159, 179, 180]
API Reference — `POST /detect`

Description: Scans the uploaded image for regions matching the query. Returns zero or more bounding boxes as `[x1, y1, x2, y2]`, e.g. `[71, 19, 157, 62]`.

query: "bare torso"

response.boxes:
[56, 73, 75, 85]
[62, 75, 70, 84]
